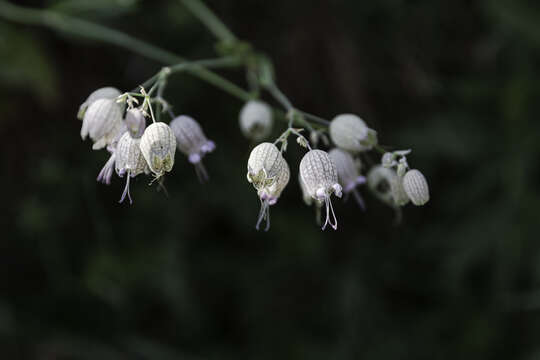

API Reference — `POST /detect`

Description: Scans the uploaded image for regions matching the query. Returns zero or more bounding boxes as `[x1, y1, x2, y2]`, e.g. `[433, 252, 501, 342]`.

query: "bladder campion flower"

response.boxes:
[328, 148, 366, 210]
[115, 132, 149, 204]
[78, 86, 122, 120]
[81, 98, 125, 150]
[299, 149, 342, 230]
[329, 114, 377, 153]
[239, 100, 273, 141]
[402, 169, 430, 205]
[247, 142, 289, 231]
[170, 115, 215, 182]
[139, 122, 176, 179]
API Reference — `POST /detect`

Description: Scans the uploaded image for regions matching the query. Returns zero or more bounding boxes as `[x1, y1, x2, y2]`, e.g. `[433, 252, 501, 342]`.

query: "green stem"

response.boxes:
[180, 0, 236, 43]
[0, 0, 251, 101]
[297, 110, 331, 126]
[138, 56, 241, 92]
[266, 83, 294, 111]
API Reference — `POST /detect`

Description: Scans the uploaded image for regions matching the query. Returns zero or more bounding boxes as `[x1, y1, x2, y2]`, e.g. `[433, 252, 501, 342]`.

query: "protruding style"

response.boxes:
[299, 149, 342, 230]
[247, 142, 289, 231]
[239, 100, 273, 141]
[139, 122, 176, 179]
[170, 115, 215, 182]
[329, 114, 377, 153]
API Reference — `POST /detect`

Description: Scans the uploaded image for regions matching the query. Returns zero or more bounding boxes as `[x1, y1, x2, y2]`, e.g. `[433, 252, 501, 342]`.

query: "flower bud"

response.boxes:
[139, 122, 176, 179]
[114, 132, 149, 204]
[239, 100, 273, 141]
[247, 142, 289, 231]
[170, 115, 215, 182]
[81, 98, 125, 150]
[299, 150, 342, 230]
[381, 152, 396, 168]
[402, 169, 429, 205]
[329, 114, 377, 153]
[78, 87, 122, 120]
[125, 108, 146, 138]
[328, 148, 366, 210]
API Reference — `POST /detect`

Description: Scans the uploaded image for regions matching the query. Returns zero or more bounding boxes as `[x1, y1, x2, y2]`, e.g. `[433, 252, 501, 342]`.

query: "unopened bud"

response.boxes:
[239, 100, 273, 141]
[402, 169, 429, 205]
[329, 114, 377, 153]
[125, 108, 146, 138]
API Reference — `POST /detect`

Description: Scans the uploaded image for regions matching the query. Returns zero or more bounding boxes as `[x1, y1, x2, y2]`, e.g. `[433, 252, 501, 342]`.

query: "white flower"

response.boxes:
[139, 122, 176, 179]
[81, 98, 125, 150]
[299, 149, 342, 230]
[247, 142, 289, 231]
[239, 100, 273, 141]
[114, 132, 149, 204]
[402, 169, 429, 205]
[170, 115, 215, 182]
[329, 114, 377, 153]
[78, 86, 122, 120]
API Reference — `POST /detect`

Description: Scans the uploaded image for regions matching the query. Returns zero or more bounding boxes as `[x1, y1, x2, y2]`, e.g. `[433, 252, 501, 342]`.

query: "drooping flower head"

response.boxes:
[239, 100, 273, 141]
[299, 149, 342, 230]
[329, 114, 377, 153]
[114, 132, 149, 204]
[139, 122, 176, 180]
[402, 169, 429, 206]
[170, 115, 215, 182]
[78, 86, 122, 120]
[81, 98, 126, 150]
[328, 148, 366, 210]
[247, 142, 290, 231]
[125, 108, 146, 138]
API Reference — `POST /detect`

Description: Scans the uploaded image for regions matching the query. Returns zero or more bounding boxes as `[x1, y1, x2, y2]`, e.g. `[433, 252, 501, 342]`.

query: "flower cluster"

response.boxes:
[79, 73, 429, 232]
[244, 111, 430, 231]
[79, 86, 215, 204]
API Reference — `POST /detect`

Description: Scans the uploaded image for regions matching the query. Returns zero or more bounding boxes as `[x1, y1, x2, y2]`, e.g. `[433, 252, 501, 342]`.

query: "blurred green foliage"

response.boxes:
[2, 0, 540, 358]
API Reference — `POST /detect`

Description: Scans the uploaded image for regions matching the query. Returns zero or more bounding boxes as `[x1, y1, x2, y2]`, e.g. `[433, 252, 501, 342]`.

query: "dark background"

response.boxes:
[1, 0, 540, 358]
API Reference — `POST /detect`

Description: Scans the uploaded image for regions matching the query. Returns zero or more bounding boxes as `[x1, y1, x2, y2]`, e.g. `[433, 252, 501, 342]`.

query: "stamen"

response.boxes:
[119, 170, 133, 204]
[321, 196, 338, 230]
[255, 199, 271, 231]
